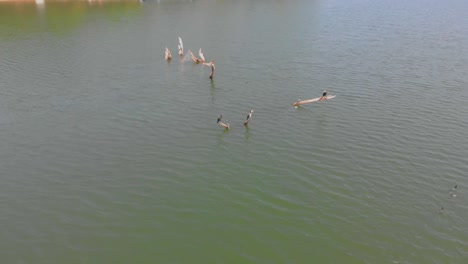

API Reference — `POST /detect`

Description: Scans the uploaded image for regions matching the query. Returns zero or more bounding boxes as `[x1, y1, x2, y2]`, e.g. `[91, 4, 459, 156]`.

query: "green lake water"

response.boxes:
[1, 0, 467, 263]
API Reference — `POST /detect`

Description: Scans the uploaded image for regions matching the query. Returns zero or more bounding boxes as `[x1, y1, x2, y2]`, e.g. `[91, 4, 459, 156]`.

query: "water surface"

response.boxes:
[1, 0, 468, 263]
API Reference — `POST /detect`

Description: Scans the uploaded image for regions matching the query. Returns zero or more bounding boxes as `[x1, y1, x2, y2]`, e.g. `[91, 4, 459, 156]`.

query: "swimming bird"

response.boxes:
[439, 207, 445, 214]
[244, 110, 254, 126]
[217, 115, 222, 123]
[178, 37, 184, 56]
[165, 47, 172, 61]
[451, 185, 458, 191]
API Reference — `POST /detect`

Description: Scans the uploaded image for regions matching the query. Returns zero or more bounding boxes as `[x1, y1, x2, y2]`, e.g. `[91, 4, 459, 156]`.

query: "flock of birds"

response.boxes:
[165, 38, 459, 218]
[164, 37, 335, 130]
[165, 37, 215, 79]
[214, 110, 254, 130]
[164, 37, 340, 131]
[164, 37, 255, 130]
[165, 37, 334, 130]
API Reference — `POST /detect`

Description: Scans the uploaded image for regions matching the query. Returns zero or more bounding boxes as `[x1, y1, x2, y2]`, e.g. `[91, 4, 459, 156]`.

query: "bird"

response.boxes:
[439, 207, 445, 214]
[217, 115, 222, 123]
[165, 47, 172, 61]
[198, 48, 206, 63]
[178, 37, 184, 56]
[244, 110, 254, 126]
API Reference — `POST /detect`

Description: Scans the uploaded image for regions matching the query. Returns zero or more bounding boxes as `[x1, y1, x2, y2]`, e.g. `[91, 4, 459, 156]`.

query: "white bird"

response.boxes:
[178, 37, 184, 56]
[199, 48, 206, 63]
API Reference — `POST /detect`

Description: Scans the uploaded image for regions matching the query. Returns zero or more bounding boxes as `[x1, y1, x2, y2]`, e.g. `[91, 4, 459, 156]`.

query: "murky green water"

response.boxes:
[1, 0, 467, 263]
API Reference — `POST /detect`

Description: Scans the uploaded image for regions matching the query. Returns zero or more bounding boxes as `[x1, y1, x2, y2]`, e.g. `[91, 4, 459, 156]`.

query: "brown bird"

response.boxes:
[165, 47, 172, 61]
